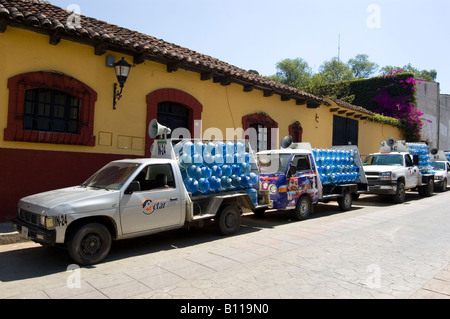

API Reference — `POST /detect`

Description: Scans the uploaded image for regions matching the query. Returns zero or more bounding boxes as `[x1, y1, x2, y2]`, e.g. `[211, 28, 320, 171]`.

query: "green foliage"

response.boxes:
[380, 64, 437, 82]
[368, 114, 401, 128]
[269, 58, 312, 88]
[318, 57, 355, 83]
[305, 71, 424, 141]
[348, 54, 379, 79]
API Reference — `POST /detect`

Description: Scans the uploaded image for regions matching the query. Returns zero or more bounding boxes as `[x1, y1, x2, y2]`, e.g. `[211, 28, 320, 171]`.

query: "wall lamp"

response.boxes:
[113, 57, 132, 109]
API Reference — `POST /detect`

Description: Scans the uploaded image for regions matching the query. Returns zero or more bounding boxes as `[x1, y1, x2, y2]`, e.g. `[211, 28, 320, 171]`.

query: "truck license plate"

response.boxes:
[21, 226, 29, 238]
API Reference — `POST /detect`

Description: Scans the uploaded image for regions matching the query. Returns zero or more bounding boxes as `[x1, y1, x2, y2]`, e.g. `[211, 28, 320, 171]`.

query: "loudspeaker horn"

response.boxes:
[430, 148, 438, 155]
[281, 135, 294, 149]
[149, 119, 172, 139]
[386, 137, 395, 147]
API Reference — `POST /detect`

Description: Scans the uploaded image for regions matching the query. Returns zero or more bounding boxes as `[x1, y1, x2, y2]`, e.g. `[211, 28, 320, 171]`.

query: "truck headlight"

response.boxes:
[269, 184, 278, 194]
[39, 216, 55, 229]
[435, 175, 444, 180]
[379, 172, 392, 181]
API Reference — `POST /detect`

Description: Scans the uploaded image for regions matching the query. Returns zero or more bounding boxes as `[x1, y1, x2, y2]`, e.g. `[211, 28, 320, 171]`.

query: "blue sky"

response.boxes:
[50, 0, 450, 93]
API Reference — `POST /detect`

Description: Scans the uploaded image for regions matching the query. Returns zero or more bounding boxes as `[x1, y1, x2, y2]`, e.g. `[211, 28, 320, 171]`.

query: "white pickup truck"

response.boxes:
[430, 150, 450, 192]
[363, 139, 434, 203]
[13, 157, 258, 265]
[13, 122, 262, 265]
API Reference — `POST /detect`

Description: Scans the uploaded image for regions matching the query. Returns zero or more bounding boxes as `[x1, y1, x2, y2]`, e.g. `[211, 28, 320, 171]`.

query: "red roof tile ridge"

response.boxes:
[1, 0, 323, 103]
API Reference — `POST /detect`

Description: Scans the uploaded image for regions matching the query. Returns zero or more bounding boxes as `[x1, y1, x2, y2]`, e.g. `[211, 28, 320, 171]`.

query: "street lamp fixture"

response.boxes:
[113, 57, 132, 109]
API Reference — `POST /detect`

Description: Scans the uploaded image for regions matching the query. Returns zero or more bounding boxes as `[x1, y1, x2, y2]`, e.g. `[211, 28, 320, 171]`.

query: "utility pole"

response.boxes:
[338, 34, 341, 62]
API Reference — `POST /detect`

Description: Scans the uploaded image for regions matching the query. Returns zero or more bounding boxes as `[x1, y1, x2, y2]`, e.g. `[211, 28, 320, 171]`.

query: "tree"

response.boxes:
[380, 64, 437, 82]
[318, 57, 354, 83]
[348, 54, 379, 79]
[269, 58, 313, 88]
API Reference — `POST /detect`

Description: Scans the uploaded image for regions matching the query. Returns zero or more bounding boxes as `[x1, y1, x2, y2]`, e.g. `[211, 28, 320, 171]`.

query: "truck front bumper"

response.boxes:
[13, 218, 56, 246]
[367, 181, 397, 195]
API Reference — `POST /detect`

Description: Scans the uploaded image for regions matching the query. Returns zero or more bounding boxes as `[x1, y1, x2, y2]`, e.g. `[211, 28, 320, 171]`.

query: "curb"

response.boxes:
[0, 231, 30, 245]
[0, 222, 30, 245]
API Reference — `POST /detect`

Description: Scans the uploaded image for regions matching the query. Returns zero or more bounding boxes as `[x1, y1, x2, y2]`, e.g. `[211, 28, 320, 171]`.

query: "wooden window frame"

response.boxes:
[4, 71, 97, 146]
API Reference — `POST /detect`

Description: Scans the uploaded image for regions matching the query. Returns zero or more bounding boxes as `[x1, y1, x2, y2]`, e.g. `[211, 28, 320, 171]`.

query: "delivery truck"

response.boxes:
[255, 136, 368, 220]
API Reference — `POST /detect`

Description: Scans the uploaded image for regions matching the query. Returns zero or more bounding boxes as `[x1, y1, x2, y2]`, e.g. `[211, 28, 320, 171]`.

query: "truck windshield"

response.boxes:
[430, 162, 446, 171]
[82, 162, 140, 190]
[258, 154, 292, 174]
[364, 154, 403, 166]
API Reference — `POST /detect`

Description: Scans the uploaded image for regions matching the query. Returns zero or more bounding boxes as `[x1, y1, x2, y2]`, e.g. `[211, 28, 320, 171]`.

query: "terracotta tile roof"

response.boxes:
[325, 97, 374, 115]
[0, 0, 324, 106]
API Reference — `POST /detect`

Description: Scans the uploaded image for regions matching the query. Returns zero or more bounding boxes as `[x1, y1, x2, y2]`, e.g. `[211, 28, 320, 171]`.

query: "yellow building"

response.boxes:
[0, 0, 401, 221]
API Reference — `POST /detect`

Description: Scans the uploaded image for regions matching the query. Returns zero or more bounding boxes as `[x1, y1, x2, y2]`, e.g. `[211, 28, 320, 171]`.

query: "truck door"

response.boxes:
[286, 154, 319, 208]
[120, 163, 183, 235]
[405, 154, 419, 188]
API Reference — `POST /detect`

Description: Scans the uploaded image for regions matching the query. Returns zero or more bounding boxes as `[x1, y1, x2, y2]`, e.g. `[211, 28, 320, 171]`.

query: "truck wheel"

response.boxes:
[441, 179, 448, 192]
[338, 191, 353, 211]
[392, 181, 406, 204]
[423, 179, 434, 197]
[293, 195, 312, 221]
[215, 205, 241, 235]
[68, 223, 112, 265]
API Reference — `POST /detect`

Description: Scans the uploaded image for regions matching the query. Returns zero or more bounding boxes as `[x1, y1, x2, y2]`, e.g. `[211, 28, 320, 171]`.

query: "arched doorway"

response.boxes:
[146, 89, 203, 157]
[242, 113, 278, 152]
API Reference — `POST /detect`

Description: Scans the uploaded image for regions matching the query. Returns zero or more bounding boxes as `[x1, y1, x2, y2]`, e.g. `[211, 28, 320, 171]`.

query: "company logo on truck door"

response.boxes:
[142, 198, 167, 215]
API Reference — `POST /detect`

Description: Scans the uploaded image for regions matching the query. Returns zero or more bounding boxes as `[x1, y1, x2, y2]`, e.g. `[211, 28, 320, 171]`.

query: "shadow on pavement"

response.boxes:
[2, 192, 427, 282]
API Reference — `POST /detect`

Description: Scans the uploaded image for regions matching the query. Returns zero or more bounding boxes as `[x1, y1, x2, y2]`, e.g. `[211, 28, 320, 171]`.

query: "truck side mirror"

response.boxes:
[413, 155, 419, 166]
[288, 164, 296, 177]
[125, 181, 141, 194]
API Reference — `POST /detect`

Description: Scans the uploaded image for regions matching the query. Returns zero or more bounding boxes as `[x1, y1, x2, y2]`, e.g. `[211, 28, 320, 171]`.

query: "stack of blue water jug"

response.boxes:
[312, 149, 361, 186]
[406, 143, 434, 174]
[178, 141, 259, 204]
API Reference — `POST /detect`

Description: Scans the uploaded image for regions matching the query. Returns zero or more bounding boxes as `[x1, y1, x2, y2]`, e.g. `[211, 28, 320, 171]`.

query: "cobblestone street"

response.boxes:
[1, 193, 450, 300]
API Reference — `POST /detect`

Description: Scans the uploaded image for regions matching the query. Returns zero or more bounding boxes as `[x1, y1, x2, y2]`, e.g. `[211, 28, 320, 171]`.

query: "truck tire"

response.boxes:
[392, 181, 406, 204]
[422, 178, 434, 197]
[338, 191, 353, 211]
[215, 205, 241, 235]
[68, 223, 112, 266]
[441, 179, 448, 192]
[293, 195, 312, 221]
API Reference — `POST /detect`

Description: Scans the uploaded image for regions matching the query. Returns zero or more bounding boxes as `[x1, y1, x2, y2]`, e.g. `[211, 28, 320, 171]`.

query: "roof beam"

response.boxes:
[49, 30, 61, 45]
[133, 54, 146, 65]
[307, 101, 320, 109]
[94, 43, 109, 56]
[296, 98, 307, 105]
[167, 62, 181, 73]
[263, 90, 274, 97]
[201, 72, 213, 81]
[0, 18, 8, 33]
[213, 76, 231, 86]
[243, 84, 254, 92]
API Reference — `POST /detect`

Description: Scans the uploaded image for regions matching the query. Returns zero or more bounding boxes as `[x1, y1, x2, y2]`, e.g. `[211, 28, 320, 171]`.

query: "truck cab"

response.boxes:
[363, 152, 420, 192]
[258, 148, 320, 220]
[363, 139, 434, 203]
[430, 150, 450, 192]
[256, 140, 367, 220]
[14, 158, 189, 265]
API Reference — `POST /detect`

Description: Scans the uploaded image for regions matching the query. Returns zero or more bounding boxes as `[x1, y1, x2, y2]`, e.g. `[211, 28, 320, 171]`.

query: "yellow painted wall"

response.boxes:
[0, 27, 402, 157]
